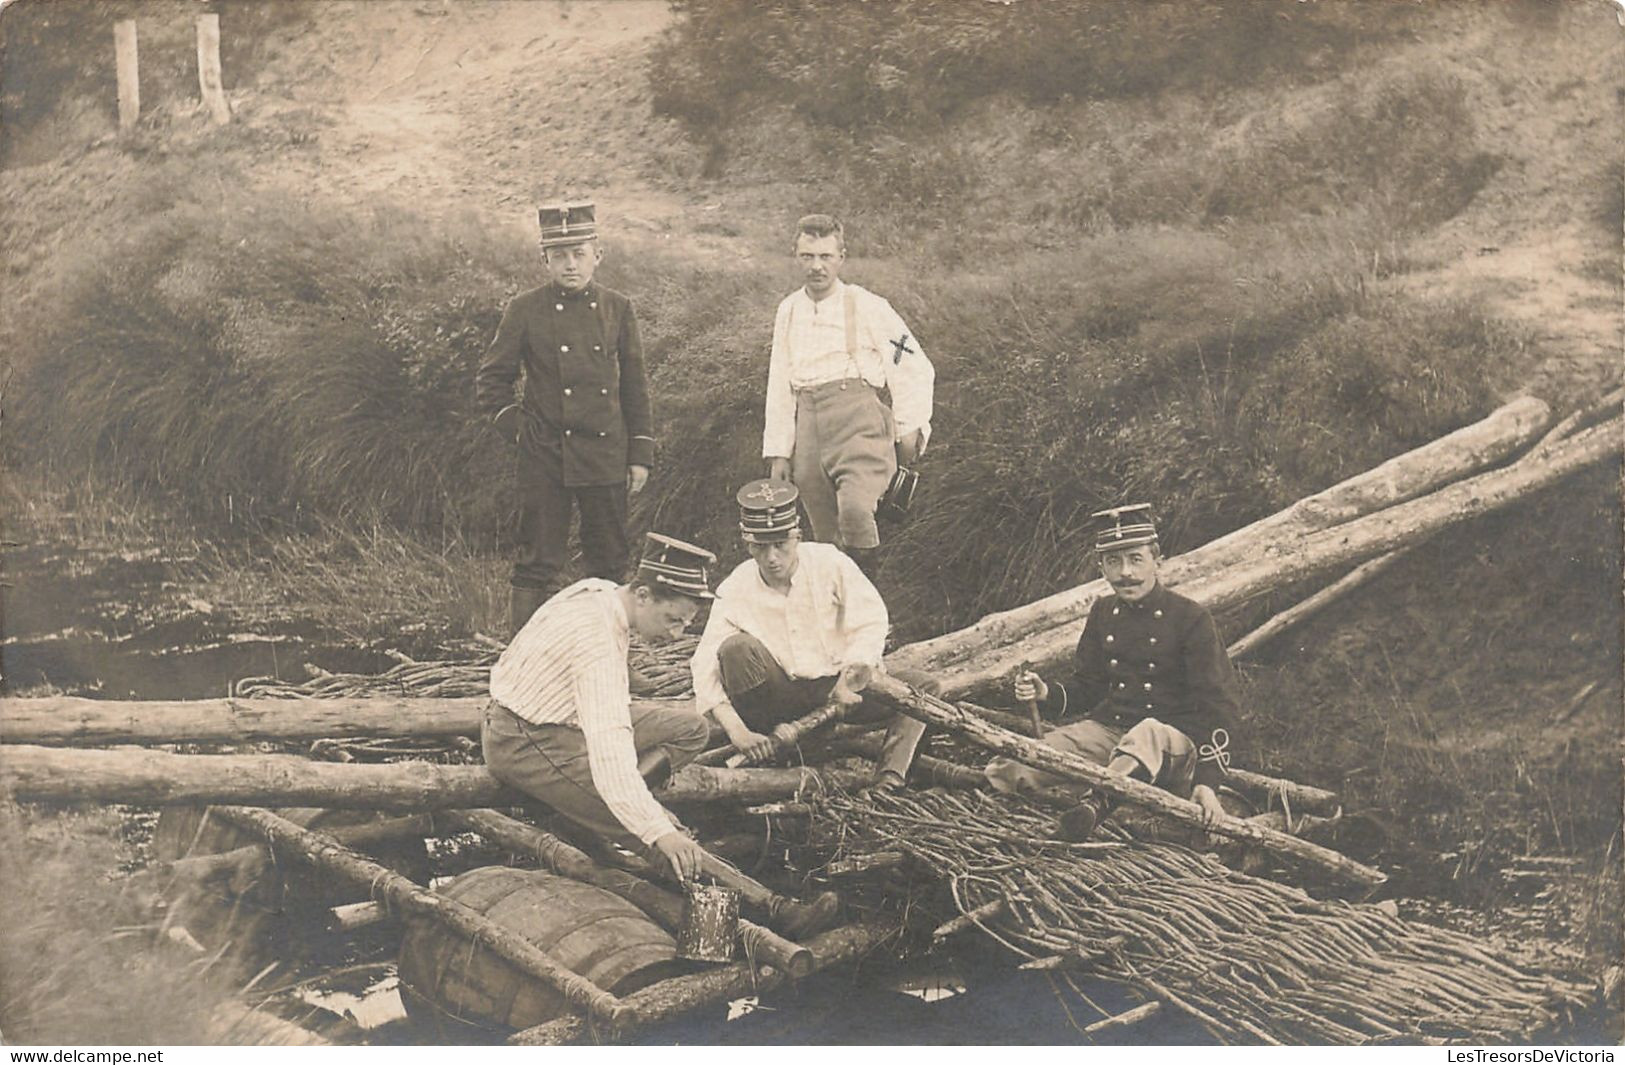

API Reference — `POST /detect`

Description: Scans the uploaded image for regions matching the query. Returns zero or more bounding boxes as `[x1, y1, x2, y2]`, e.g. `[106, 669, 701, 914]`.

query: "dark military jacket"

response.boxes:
[1044, 582, 1245, 788]
[475, 281, 654, 487]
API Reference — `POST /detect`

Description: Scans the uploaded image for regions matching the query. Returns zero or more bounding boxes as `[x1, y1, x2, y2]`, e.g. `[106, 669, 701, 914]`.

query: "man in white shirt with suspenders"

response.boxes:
[762, 214, 936, 572]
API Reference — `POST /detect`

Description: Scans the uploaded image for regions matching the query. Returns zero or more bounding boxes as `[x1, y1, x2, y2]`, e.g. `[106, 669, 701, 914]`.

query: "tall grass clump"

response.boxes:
[9, 192, 532, 542]
[0, 802, 285, 1044]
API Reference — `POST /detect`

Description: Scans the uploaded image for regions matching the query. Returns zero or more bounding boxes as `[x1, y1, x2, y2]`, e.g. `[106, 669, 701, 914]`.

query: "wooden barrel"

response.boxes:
[152, 805, 430, 959]
[398, 866, 687, 1040]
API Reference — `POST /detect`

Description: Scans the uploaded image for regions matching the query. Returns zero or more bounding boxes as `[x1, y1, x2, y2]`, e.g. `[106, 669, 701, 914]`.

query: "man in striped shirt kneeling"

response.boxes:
[483, 533, 718, 882]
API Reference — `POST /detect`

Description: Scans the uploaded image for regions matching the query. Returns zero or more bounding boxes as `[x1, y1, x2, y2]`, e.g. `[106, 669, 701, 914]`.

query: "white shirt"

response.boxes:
[489, 579, 676, 847]
[690, 543, 889, 716]
[762, 280, 935, 459]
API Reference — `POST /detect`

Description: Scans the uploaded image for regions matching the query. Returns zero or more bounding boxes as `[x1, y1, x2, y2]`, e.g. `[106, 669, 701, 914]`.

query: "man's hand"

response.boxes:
[1013, 670, 1049, 705]
[730, 727, 776, 764]
[653, 830, 707, 882]
[896, 429, 924, 467]
[767, 457, 792, 482]
[831, 662, 873, 706]
[627, 464, 650, 495]
[1192, 784, 1226, 848]
[492, 404, 523, 445]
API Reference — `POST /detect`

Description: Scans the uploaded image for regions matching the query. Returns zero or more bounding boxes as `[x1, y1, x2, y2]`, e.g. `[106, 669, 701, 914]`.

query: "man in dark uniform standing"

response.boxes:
[476, 201, 656, 635]
[985, 504, 1245, 841]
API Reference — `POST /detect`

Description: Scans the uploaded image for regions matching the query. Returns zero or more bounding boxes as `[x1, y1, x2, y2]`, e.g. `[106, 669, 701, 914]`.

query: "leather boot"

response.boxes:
[1058, 794, 1111, 842]
[508, 586, 548, 639]
[769, 890, 842, 939]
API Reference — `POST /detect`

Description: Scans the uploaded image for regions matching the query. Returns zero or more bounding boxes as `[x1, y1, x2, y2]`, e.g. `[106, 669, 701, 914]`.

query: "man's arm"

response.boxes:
[475, 295, 526, 419]
[616, 298, 656, 472]
[762, 299, 797, 464]
[573, 633, 680, 848]
[1056, 604, 1112, 720]
[689, 598, 772, 757]
[1183, 608, 1246, 790]
[867, 293, 934, 456]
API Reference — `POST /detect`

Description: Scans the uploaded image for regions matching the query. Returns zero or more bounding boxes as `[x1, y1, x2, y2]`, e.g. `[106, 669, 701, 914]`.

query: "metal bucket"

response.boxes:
[676, 882, 740, 964]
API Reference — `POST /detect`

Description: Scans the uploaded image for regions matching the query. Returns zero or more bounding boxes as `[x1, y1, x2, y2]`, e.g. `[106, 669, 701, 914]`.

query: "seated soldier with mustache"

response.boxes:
[985, 505, 1246, 841]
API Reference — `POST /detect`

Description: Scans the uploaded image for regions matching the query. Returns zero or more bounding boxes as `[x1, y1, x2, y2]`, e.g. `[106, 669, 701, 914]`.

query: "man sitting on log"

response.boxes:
[985, 505, 1244, 841]
[690, 479, 932, 788]
[483, 533, 719, 882]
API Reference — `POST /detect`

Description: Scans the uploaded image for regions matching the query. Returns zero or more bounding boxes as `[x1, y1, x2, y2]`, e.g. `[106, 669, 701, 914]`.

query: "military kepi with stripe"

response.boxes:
[1093, 503, 1158, 552]
[637, 533, 716, 599]
[736, 479, 801, 543]
[537, 200, 597, 247]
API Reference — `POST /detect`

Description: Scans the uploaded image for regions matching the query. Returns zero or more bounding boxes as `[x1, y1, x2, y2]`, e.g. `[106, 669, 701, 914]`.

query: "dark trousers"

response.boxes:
[716, 632, 927, 778]
[513, 452, 629, 593]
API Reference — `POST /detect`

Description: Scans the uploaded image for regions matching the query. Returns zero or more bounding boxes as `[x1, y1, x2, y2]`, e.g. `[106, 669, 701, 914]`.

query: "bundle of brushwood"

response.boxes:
[802, 787, 1594, 1045]
[235, 636, 700, 700]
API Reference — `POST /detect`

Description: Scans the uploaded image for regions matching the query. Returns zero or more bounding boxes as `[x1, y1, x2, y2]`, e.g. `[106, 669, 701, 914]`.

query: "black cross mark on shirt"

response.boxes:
[889, 334, 914, 364]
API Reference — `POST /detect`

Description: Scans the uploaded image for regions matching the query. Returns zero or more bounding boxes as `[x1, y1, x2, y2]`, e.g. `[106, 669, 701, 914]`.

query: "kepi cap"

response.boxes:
[538, 200, 598, 248]
[736, 479, 800, 543]
[637, 532, 716, 599]
[1092, 504, 1158, 552]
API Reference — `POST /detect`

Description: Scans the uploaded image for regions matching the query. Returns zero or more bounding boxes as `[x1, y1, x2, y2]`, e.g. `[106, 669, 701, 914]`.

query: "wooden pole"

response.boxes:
[1224, 769, 1340, 814]
[148, 812, 435, 884]
[0, 746, 514, 810]
[507, 919, 901, 1045]
[724, 699, 846, 768]
[195, 12, 232, 124]
[910, 417, 1617, 698]
[1083, 1000, 1163, 1035]
[1226, 552, 1402, 660]
[442, 809, 812, 979]
[208, 806, 628, 1025]
[885, 395, 1551, 682]
[115, 20, 140, 132]
[0, 694, 692, 748]
[864, 673, 1388, 888]
[0, 745, 874, 810]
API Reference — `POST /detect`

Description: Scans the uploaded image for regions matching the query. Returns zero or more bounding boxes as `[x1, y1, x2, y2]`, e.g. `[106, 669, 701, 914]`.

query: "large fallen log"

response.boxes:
[0, 695, 490, 746]
[0, 746, 872, 810]
[866, 674, 1386, 888]
[886, 395, 1551, 681]
[911, 416, 1617, 696]
[508, 919, 902, 1045]
[442, 810, 812, 979]
[208, 805, 626, 1026]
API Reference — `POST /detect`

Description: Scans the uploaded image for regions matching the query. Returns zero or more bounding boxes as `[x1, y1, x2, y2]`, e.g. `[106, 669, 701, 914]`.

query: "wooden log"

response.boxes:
[865, 674, 1387, 888]
[0, 694, 702, 748]
[725, 699, 845, 768]
[1226, 552, 1402, 660]
[661, 763, 872, 805]
[826, 734, 986, 789]
[328, 898, 392, 932]
[0, 695, 490, 746]
[1083, 1000, 1163, 1035]
[913, 417, 1617, 697]
[194, 13, 231, 124]
[151, 812, 436, 883]
[1225, 769, 1340, 814]
[208, 806, 627, 1026]
[115, 20, 139, 132]
[0, 746, 514, 810]
[508, 919, 901, 1045]
[442, 809, 812, 978]
[932, 899, 1006, 939]
[823, 851, 905, 876]
[0, 746, 864, 810]
[885, 395, 1551, 681]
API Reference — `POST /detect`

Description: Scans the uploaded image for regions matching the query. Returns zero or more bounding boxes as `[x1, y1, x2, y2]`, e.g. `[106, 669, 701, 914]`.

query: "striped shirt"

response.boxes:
[489, 579, 675, 846]
[763, 281, 935, 459]
[691, 543, 889, 716]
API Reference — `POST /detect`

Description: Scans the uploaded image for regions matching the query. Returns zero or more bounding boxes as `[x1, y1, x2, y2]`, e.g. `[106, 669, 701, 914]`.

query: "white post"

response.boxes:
[195, 12, 231, 125]
[115, 19, 140, 132]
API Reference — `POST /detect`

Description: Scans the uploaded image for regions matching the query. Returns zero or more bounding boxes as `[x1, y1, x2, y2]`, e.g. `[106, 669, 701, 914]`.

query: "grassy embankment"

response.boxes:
[2, 0, 1618, 1015]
